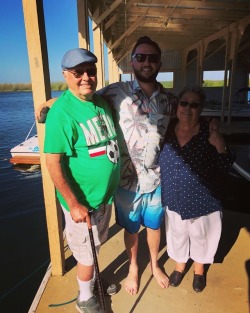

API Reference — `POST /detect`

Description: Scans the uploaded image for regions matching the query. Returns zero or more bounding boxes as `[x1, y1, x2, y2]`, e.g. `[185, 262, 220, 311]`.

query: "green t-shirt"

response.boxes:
[44, 90, 120, 211]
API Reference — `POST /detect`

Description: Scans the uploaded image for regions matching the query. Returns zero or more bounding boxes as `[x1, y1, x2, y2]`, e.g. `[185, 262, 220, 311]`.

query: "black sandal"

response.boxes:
[169, 270, 184, 287]
[193, 274, 206, 292]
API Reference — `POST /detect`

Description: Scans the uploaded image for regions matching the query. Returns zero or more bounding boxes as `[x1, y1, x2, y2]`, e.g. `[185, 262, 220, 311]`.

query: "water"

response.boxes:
[0, 91, 62, 313]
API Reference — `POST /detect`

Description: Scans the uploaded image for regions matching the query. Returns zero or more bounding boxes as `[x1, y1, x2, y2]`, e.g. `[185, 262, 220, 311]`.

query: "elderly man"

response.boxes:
[37, 37, 178, 296]
[44, 48, 120, 313]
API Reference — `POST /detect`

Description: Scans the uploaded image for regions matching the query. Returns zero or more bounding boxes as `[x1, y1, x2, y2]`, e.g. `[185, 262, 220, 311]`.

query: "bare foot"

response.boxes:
[124, 266, 138, 295]
[152, 266, 169, 288]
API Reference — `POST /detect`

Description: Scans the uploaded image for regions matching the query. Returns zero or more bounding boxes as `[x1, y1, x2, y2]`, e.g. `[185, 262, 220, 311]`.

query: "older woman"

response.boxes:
[159, 86, 235, 292]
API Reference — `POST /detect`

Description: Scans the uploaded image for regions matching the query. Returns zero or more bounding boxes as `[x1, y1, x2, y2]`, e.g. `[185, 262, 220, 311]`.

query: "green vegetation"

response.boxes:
[203, 80, 225, 87]
[51, 81, 68, 90]
[0, 83, 31, 91]
[0, 80, 237, 91]
[160, 80, 226, 88]
[161, 81, 173, 88]
[0, 82, 67, 92]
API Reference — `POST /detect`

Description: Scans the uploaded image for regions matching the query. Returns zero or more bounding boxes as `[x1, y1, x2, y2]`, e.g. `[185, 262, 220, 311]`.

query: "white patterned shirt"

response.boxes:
[98, 80, 178, 193]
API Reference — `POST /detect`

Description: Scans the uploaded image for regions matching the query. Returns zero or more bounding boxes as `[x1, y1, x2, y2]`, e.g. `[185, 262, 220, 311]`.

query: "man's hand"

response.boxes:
[35, 98, 57, 121]
[70, 203, 92, 228]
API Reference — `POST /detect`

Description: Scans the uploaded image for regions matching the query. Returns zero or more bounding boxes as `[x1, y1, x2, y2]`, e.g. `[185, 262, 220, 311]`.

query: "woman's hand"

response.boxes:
[208, 118, 227, 154]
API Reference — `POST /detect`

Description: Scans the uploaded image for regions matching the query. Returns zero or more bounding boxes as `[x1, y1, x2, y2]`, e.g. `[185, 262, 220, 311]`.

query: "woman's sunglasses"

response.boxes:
[132, 53, 160, 63]
[179, 100, 201, 109]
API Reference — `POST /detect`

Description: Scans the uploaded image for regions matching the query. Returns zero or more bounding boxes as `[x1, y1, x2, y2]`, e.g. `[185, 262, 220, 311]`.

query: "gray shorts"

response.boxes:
[62, 204, 112, 266]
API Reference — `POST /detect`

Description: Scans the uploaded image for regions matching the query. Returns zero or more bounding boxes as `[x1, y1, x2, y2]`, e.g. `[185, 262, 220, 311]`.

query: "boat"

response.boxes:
[10, 134, 40, 165]
[9, 122, 40, 165]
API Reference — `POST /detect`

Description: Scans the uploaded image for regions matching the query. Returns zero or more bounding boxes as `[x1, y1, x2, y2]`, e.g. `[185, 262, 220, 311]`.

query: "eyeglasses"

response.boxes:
[66, 68, 97, 78]
[132, 53, 160, 63]
[179, 100, 201, 109]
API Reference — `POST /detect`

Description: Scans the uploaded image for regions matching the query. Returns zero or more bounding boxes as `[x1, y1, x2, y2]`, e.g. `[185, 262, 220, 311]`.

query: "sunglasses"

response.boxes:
[132, 53, 160, 63]
[179, 100, 201, 109]
[66, 68, 97, 78]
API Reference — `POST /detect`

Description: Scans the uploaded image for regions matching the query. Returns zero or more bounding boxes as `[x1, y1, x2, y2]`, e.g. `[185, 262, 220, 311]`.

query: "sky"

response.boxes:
[0, 0, 224, 84]
[0, 0, 79, 83]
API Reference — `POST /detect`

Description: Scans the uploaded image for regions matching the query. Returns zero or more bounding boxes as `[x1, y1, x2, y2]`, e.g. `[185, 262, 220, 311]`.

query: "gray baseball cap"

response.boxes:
[61, 48, 97, 69]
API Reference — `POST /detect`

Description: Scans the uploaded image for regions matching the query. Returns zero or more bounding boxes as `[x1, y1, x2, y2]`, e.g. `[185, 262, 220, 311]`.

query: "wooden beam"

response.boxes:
[92, 18, 105, 90]
[9, 156, 40, 165]
[125, 7, 248, 20]
[22, 0, 64, 276]
[129, 0, 250, 11]
[109, 16, 144, 50]
[103, 0, 138, 31]
[77, 0, 89, 49]
[94, 0, 124, 27]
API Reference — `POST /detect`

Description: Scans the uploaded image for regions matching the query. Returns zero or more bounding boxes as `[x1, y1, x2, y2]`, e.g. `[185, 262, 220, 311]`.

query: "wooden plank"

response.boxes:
[9, 156, 41, 165]
[92, 18, 105, 90]
[77, 0, 89, 49]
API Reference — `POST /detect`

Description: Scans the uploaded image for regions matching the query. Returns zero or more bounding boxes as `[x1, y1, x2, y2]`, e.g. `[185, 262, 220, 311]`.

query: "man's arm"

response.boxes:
[35, 98, 57, 121]
[46, 153, 91, 228]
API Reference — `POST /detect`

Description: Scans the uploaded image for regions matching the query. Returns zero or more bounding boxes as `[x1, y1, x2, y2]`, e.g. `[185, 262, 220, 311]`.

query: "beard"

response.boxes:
[133, 67, 159, 83]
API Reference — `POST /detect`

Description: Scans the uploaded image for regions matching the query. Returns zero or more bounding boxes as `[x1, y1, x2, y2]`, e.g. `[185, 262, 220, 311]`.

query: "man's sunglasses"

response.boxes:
[66, 68, 97, 78]
[132, 53, 160, 63]
[179, 100, 201, 109]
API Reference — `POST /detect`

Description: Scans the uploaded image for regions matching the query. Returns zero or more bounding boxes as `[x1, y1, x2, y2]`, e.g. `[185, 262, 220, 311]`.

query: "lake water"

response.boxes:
[0, 91, 62, 313]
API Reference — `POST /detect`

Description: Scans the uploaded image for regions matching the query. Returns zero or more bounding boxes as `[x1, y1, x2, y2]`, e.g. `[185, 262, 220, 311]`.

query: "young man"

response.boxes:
[99, 37, 178, 295]
[38, 37, 178, 296]
[44, 48, 120, 313]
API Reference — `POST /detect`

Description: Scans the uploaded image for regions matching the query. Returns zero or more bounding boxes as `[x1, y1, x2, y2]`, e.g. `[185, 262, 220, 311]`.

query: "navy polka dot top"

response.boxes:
[159, 118, 235, 220]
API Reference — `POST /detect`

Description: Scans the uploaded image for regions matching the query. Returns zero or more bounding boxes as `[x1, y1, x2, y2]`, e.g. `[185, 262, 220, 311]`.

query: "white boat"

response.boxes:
[10, 134, 40, 165]
[10, 123, 40, 165]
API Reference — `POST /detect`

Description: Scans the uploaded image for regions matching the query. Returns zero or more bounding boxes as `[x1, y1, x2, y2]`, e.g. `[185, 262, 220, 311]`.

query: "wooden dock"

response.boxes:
[29, 208, 250, 313]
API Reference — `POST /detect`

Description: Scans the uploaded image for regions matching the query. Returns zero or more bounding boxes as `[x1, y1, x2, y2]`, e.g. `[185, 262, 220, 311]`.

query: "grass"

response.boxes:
[0, 82, 67, 92]
[0, 80, 245, 92]
[158, 80, 227, 88]
[203, 80, 226, 87]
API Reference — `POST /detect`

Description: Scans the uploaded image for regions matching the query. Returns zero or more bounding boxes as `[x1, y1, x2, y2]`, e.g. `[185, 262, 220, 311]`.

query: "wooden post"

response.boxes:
[22, 0, 64, 276]
[77, 0, 89, 49]
[92, 19, 105, 90]
[221, 30, 230, 123]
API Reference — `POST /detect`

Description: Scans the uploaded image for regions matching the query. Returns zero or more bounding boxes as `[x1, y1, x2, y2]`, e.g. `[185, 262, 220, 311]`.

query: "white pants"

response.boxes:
[165, 208, 222, 264]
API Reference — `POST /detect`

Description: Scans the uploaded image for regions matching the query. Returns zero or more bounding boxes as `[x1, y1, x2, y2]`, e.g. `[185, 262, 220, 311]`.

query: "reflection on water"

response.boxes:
[12, 164, 41, 177]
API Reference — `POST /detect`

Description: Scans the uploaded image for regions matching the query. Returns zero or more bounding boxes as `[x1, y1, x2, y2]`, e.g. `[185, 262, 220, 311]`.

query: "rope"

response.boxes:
[25, 121, 36, 140]
[48, 297, 77, 307]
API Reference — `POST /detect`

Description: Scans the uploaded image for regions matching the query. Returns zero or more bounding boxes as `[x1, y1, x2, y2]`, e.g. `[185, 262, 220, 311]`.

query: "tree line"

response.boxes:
[0, 80, 226, 92]
[0, 82, 67, 92]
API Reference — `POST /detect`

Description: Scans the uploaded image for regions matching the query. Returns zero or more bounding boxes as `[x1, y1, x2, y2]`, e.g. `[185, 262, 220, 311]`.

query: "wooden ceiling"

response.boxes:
[88, 0, 250, 64]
